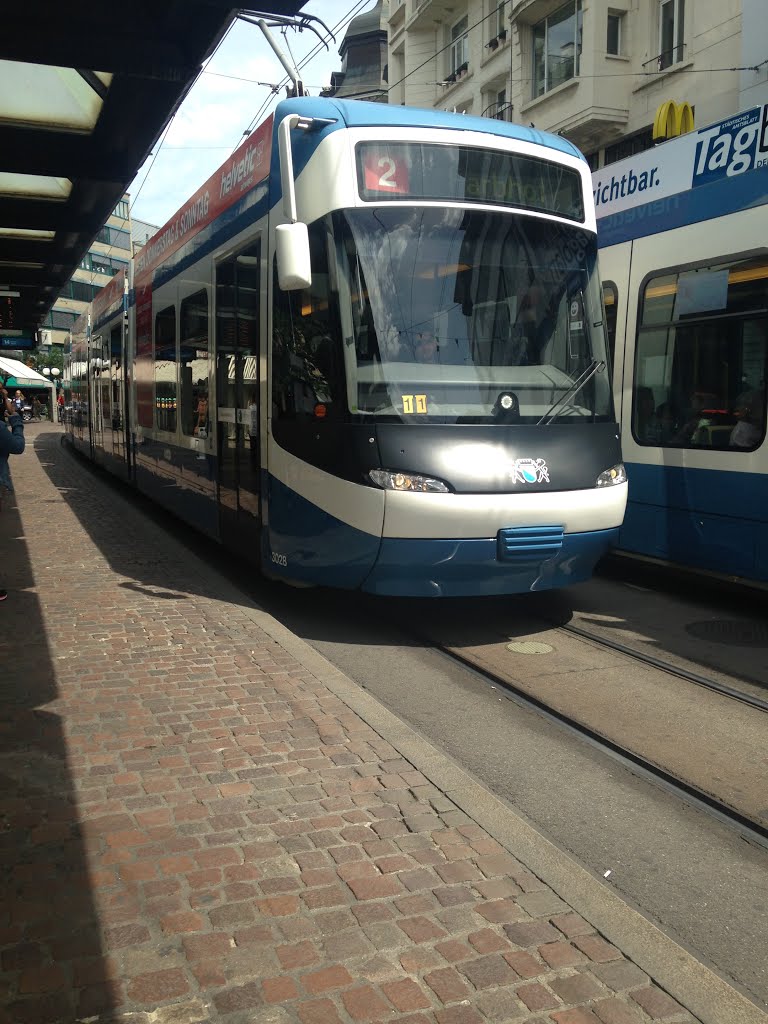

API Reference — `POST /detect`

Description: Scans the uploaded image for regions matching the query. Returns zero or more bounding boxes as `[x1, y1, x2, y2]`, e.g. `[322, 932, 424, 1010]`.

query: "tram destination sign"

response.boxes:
[356, 142, 585, 222]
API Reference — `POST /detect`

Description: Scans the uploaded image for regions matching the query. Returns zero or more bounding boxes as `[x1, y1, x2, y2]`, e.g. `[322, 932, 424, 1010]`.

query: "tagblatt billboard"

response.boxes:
[592, 102, 768, 219]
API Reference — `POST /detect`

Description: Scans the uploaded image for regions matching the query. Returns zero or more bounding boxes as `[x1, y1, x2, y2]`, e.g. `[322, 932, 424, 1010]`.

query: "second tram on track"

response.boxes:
[595, 102, 768, 586]
[66, 97, 626, 596]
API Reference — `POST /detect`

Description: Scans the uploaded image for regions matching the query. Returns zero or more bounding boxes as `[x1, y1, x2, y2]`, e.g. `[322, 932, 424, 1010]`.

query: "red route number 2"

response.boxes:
[363, 151, 409, 194]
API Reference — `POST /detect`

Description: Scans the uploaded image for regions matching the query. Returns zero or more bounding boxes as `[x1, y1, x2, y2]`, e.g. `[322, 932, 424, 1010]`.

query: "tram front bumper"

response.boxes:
[361, 527, 621, 597]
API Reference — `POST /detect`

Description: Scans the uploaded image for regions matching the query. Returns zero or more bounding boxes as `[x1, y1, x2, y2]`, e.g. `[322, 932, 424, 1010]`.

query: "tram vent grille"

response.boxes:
[497, 526, 564, 562]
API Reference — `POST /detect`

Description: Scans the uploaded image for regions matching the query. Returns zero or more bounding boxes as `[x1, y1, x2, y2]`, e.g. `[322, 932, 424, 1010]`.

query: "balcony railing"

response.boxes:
[481, 100, 514, 122]
[642, 42, 687, 72]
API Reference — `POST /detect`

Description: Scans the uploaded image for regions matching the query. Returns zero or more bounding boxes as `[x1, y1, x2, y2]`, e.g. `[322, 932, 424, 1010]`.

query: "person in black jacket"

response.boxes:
[0, 386, 26, 601]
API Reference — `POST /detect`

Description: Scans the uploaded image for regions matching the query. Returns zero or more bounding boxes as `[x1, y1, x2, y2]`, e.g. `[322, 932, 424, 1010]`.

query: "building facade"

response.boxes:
[40, 196, 132, 348]
[388, 0, 768, 168]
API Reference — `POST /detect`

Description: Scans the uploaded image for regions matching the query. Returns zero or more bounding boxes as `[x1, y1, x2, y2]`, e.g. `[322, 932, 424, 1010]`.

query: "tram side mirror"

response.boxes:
[276, 222, 312, 291]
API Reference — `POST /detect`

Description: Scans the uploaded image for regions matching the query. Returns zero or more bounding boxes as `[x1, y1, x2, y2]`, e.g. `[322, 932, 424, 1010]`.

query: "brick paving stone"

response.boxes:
[435, 938, 473, 962]
[504, 921, 563, 947]
[538, 941, 588, 968]
[434, 1006, 485, 1024]
[276, 940, 321, 969]
[630, 985, 687, 1018]
[516, 982, 560, 1011]
[592, 962, 650, 991]
[551, 912, 596, 938]
[342, 983, 393, 1020]
[424, 966, 473, 1003]
[467, 928, 509, 954]
[460, 953, 519, 990]
[593, 998, 645, 1024]
[262, 976, 300, 1003]
[127, 968, 190, 1004]
[302, 964, 354, 993]
[380, 977, 433, 1011]
[476, 985, 527, 1021]
[398, 915, 448, 943]
[400, 948, 444, 973]
[396, 892, 438, 915]
[550, 972, 604, 1003]
[0, 428, 706, 1024]
[573, 934, 623, 963]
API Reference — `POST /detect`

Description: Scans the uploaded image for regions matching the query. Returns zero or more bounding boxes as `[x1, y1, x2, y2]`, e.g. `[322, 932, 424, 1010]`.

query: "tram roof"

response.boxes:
[0, 0, 308, 340]
[275, 97, 586, 163]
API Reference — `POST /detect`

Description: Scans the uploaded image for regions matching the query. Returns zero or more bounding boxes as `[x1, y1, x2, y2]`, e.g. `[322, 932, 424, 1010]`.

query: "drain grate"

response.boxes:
[685, 619, 768, 647]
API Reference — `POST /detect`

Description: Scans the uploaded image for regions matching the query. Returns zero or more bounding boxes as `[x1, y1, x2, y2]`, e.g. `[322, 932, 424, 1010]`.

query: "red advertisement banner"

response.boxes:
[92, 269, 125, 326]
[134, 114, 274, 284]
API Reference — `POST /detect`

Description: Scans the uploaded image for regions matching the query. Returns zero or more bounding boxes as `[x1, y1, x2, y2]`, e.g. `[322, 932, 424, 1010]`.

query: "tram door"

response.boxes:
[215, 241, 262, 554]
[107, 323, 129, 471]
[89, 333, 107, 458]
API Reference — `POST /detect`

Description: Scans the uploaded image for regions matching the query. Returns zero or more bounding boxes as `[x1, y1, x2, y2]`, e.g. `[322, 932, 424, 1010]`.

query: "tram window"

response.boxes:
[154, 304, 177, 432]
[634, 257, 768, 450]
[180, 290, 209, 437]
[602, 281, 617, 366]
[272, 223, 343, 420]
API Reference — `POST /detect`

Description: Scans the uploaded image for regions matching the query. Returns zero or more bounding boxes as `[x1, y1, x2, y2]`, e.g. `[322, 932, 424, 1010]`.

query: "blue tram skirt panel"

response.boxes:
[620, 462, 768, 583]
[266, 476, 619, 597]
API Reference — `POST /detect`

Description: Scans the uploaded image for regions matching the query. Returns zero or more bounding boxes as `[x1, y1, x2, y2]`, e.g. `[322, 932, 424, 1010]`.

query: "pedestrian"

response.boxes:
[57, 391, 65, 422]
[12, 389, 24, 413]
[0, 386, 26, 601]
[32, 397, 42, 421]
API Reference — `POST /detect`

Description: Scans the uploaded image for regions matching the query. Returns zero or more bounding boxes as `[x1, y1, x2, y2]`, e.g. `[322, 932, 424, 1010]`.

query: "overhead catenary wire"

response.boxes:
[232, 0, 371, 149]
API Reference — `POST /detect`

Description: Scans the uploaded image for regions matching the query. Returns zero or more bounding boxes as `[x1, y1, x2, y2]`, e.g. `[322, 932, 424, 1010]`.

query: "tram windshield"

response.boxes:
[272, 207, 613, 425]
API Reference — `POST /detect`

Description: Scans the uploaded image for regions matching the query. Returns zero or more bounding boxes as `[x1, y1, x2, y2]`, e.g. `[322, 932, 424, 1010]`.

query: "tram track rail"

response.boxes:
[554, 621, 768, 713]
[427, 637, 768, 853]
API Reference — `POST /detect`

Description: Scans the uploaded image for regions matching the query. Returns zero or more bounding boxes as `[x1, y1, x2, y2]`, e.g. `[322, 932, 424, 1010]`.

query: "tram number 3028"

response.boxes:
[270, 551, 288, 567]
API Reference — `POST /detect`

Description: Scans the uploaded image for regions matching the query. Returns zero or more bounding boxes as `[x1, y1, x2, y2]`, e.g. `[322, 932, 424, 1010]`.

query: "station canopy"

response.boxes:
[0, 355, 54, 390]
[0, 1, 308, 340]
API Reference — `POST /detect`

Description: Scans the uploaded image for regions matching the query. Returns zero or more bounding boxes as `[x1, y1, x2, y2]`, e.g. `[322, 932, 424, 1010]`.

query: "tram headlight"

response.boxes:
[369, 469, 450, 493]
[595, 464, 627, 488]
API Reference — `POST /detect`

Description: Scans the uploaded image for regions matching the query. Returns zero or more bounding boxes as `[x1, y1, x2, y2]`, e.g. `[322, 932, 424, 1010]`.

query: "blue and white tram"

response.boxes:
[595, 103, 768, 585]
[66, 97, 626, 596]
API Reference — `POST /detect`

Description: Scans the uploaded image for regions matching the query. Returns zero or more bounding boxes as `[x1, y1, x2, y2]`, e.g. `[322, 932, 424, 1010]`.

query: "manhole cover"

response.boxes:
[685, 620, 768, 647]
[507, 641, 553, 654]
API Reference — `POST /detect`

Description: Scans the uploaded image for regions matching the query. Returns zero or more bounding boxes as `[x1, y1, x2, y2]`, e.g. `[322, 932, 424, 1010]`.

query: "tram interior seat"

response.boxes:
[696, 424, 734, 447]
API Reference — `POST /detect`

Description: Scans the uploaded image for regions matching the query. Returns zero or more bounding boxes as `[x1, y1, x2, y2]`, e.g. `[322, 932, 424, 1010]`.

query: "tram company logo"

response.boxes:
[511, 458, 550, 484]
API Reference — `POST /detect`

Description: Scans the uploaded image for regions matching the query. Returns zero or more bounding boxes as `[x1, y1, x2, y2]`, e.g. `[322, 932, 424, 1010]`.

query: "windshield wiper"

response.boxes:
[537, 359, 605, 426]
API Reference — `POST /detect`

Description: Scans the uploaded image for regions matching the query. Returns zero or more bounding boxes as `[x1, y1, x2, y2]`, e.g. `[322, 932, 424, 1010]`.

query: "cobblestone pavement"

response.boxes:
[0, 426, 723, 1023]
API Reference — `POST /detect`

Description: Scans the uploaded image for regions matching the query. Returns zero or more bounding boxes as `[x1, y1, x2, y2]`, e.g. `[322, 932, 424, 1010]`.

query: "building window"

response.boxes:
[450, 15, 469, 76]
[603, 126, 654, 167]
[91, 256, 112, 275]
[95, 225, 131, 251]
[113, 199, 129, 219]
[533, 1, 582, 98]
[492, 1, 507, 41]
[45, 310, 78, 330]
[659, 0, 684, 69]
[607, 11, 622, 55]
